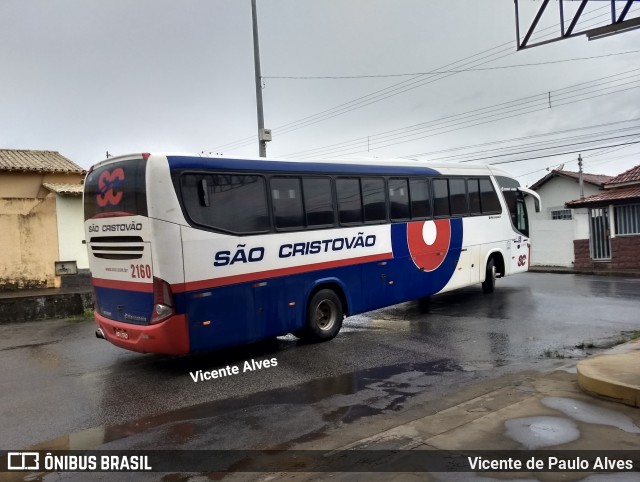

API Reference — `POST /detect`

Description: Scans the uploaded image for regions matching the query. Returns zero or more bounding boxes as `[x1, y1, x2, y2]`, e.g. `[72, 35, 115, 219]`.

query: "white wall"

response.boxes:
[573, 207, 590, 239]
[55, 195, 89, 269]
[524, 176, 604, 267]
[525, 176, 602, 221]
[529, 220, 575, 267]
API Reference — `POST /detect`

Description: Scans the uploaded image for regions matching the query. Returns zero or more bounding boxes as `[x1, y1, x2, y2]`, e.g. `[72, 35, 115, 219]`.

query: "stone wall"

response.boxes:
[573, 239, 595, 269]
[611, 236, 640, 269]
[573, 236, 640, 270]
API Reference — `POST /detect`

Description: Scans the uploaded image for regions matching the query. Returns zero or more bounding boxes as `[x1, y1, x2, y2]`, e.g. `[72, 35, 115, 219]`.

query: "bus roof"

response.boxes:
[92, 152, 516, 179]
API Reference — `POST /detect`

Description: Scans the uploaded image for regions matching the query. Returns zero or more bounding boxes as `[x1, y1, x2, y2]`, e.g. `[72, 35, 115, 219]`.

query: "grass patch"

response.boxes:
[543, 350, 566, 359]
[66, 308, 94, 323]
[630, 331, 640, 341]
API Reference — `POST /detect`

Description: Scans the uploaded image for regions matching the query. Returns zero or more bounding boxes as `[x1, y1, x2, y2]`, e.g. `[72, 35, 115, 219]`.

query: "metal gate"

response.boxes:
[589, 207, 611, 260]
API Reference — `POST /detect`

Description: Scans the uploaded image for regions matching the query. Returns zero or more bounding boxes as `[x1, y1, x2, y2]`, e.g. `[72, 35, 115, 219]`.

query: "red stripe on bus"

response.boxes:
[92, 278, 154, 293]
[175, 252, 394, 293]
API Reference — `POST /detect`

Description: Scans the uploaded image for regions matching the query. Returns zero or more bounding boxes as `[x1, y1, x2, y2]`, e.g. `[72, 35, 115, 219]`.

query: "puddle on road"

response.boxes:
[504, 416, 580, 449]
[541, 397, 640, 433]
[26, 358, 462, 451]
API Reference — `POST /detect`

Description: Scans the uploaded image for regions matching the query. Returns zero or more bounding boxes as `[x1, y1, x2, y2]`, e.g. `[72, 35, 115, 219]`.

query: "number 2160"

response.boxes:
[131, 264, 151, 279]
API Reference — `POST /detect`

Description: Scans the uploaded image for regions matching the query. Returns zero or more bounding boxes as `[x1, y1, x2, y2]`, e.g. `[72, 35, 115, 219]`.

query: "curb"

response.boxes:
[529, 267, 640, 277]
[576, 342, 640, 408]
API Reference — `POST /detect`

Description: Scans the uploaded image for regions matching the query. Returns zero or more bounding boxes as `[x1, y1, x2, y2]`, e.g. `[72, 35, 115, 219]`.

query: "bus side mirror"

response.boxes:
[517, 187, 541, 213]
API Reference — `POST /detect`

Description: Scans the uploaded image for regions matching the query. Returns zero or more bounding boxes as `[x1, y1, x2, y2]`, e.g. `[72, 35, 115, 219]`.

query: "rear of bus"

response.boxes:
[84, 154, 189, 355]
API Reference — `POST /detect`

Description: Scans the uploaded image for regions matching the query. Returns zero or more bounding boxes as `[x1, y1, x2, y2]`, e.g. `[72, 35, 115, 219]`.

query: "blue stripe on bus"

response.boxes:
[391, 223, 409, 258]
[185, 219, 463, 353]
[167, 156, 440, 176]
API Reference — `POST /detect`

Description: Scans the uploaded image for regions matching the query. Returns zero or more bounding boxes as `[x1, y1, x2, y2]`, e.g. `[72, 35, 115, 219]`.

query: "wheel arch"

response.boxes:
[305, 278, 351, 317]
[483, 250, 505, 280]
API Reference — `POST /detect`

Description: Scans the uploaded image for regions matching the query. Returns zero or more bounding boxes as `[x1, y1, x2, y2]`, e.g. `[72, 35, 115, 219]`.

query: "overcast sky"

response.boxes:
[1, 0, 639, 186]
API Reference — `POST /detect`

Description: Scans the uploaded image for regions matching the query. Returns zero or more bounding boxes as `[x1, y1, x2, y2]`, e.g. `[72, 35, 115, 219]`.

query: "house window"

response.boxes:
[551, 209, 572, 220]
[615, 204, 640, 235]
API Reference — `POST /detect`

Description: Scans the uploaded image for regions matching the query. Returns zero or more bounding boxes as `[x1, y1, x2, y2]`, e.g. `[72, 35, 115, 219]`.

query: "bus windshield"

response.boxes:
[84, 158, 147, 220]
[496, 175, 529, 237]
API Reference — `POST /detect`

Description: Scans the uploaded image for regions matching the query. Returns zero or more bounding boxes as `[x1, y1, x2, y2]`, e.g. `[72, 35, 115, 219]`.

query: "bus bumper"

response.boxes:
[95, 312, 190, 355]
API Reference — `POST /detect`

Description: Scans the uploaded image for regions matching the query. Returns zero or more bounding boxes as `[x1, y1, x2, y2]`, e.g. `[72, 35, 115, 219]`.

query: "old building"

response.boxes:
[525, 169, 611, 267]
[566, 164, 640, 270]
[0, 149, 87, 289]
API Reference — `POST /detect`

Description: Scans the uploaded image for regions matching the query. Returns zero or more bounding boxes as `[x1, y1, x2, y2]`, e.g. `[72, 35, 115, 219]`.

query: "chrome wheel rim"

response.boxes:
[315, 300, 337, 332]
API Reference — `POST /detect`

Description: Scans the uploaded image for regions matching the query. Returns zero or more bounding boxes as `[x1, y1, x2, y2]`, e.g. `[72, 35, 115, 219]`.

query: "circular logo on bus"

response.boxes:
[407, 220, 451, 272]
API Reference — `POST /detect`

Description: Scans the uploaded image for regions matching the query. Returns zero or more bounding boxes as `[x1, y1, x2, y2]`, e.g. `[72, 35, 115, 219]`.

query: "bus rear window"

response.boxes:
[84, 159, 147, 220]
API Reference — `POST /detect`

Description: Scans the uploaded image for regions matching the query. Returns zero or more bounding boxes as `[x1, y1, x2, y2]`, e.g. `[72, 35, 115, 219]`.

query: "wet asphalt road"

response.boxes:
[0, 272, 639, 451]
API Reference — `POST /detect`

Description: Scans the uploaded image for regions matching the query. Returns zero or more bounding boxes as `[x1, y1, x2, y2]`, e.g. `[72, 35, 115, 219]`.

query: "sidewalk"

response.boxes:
[252, 341, 640, 480]
[529, 265, 640, 277]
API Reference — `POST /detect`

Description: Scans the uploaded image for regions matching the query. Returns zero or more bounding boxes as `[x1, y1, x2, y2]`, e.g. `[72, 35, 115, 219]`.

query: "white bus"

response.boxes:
[84, 153, 540, 355]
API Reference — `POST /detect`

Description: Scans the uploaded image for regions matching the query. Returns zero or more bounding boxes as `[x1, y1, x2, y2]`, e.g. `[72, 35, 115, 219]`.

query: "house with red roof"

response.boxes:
[524, 169, 612, 267]
[0, 149, 88, 289]
[566, 164, 640, 270]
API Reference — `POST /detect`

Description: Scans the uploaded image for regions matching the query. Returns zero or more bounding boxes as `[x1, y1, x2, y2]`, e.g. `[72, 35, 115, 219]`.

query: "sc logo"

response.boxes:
[96, 168, 125, 207]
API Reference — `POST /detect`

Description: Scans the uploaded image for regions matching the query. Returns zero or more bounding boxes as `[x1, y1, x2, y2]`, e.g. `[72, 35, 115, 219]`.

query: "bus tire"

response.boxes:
[482, 259, 496, 294]
[298, 289, 344, 342]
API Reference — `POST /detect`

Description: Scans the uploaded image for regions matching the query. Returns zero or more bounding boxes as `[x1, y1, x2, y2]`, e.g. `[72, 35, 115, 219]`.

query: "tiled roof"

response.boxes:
[42, 183, 84, 196]
[605, 164, 640, 186]
[566, 186, 640, 207]
[528, 170, 612, 191]
[0, 149, 85, 174]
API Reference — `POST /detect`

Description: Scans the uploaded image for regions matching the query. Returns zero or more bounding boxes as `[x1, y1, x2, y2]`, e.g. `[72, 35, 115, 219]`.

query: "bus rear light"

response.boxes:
[151, 277, 175, 324]
[142, 152, 151, 160]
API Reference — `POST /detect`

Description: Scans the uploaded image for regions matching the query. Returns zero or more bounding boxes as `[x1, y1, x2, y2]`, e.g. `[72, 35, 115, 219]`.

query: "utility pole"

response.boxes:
[578, 154, 584, 199]
[251, 0, 270, 157]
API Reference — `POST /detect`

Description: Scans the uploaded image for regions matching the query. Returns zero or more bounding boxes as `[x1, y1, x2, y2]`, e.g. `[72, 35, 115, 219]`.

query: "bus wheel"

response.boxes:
[482, 259, 496, 294]
[298, 289, 344, 342]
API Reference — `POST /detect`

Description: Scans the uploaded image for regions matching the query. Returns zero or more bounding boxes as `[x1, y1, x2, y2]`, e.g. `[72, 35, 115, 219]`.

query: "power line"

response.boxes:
[487, 140, 640, 166]
[206, 4, 614, 154]
[263, 50, 640, 80]
[422, 125, 640, 163]
[407, 83, 640, 159]
[515, 147, 640, 185]
[294, 70, 640, 159]
[458, 132, 640, 164]
[291, 70, 640, 159]
[584, 132, 640, 159]
[400, 118, 640, 160]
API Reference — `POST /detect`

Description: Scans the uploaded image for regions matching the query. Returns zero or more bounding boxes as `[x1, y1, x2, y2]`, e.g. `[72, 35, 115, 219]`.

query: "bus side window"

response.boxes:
[389, 178, 410, 221]
[449, 178, 468, 217]
[479, 179, 502, 214]
[468, 178, 482, 215]
[433, 179, 450, 218]
[362, 177, 386, 223]
[271, 177, 304, 229]
[198, 178, 210, 207]
[409, 178, 431, 219]
[302, 177, 335, 227]
[336, 178, 363, 224]
[181, 173, 270, 234]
